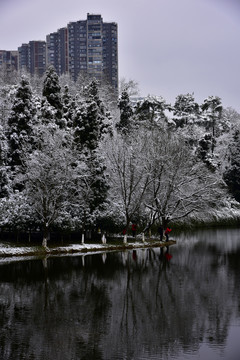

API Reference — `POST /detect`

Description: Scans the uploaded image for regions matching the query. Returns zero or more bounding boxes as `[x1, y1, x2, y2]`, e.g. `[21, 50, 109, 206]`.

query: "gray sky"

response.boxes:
[0, 0, 240, 111]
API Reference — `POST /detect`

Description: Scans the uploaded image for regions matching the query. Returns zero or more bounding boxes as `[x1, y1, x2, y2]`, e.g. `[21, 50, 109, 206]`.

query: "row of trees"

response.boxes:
[0, 66, 239, 246]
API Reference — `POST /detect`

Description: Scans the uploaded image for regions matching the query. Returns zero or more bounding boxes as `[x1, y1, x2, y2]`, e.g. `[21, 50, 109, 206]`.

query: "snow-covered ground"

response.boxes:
[0, 240, 175, 262]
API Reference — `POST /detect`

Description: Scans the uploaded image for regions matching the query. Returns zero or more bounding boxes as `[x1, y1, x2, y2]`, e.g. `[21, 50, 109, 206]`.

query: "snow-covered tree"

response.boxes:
[87, 152, 109, 213]
[106, 133, 149, 230]
[119, 77, 140, 97]
[201, 96, 223, 153]
[39, 98, 58, 128]
[196, 133, 218, 170]
[0, 191, 34, 233]
[0, 84, 14, 129]
[223, 127, 240, 202]
[73, 79, 112, 151]
[116, 90, 133, 134]
[0, 124, 11, 198]
[22, 127, 86, 248]
[71, 80, 113, 231]
[135, 95, 172, 128]
[7, 75, 37, 168]
[173, 93, 199, 128]
[62, 85, 75, 128]
[42, 66, 63, 124]
[142, 129, 225, 229]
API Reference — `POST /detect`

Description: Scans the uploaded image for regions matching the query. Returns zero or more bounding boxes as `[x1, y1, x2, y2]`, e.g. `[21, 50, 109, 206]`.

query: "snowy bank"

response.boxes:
[0, 240, 176, 259]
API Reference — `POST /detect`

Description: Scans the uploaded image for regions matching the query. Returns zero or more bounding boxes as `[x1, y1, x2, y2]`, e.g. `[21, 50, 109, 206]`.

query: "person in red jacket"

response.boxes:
[131, 223, 137, 238]
[164, 227, 172, 241]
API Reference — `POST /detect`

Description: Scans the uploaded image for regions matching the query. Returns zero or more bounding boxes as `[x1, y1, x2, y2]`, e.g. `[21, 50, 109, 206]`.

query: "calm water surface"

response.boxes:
[0, 227, 240, 360]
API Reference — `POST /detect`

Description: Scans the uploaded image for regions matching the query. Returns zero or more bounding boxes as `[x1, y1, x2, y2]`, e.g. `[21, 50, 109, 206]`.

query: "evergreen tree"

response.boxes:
[196, 133, 218, 170]
[73, 79, 111, 219]
[116, 90, 133, 134]
[39, 98, 57, 127]
[7, 75, 37, 168]
[87, 152, 109, 212]
[42, 66, 63, 124]
[62, 85, 75, 128]
[223, 128, 240, 202]
[173, 93, 199, 128]
[201, 96, 222, 153]
[73, 79, 112, 151]
[135, 95, 171, 129]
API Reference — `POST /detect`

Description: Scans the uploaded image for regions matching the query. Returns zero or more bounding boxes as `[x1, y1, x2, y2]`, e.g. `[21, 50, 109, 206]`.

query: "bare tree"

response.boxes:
[105, 133, 150, 232]
[119, 77, 140, 97]
[142, 129, 225, 229]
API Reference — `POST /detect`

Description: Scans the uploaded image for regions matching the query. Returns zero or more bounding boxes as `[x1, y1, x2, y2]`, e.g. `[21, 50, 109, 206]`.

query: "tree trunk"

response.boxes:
[42, 225, 50, 251]
[162, 216, 170, 230]
[101, 233, 107, 244]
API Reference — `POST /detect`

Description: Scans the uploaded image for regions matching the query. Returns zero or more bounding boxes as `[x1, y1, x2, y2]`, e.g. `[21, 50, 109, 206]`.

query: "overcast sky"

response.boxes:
[0, 0, 240, 111]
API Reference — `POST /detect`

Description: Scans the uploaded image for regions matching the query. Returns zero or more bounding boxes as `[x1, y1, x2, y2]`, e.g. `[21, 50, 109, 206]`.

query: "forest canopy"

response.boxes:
[0, 66, 240, 245]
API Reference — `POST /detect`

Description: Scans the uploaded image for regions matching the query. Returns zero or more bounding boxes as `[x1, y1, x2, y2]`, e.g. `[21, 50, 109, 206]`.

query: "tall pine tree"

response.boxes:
[73, 79, 112, 151]
[116, 90, 133, 134]
[42, 66, 63, 126]
[7, 75, 36, 168]
[73, 79, 111, 214]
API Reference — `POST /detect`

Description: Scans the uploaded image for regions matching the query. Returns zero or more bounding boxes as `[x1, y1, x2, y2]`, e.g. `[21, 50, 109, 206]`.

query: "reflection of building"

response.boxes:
[5, 13, 118, 89]
[0, 50, 18, 72]
[18, 41, 46, 76]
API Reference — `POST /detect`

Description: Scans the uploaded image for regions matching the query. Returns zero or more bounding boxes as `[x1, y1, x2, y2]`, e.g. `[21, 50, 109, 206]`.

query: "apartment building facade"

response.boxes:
[12, 14, 118, 89]
[18, 41, 46, 76]
[0, 50, 18, 72]
[46, 27, 68, 75]
[64, 14, 118, 89]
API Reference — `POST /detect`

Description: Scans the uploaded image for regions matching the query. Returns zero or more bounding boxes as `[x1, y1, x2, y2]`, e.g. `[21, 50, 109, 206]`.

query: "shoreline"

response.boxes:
[0, 240, 176, 258]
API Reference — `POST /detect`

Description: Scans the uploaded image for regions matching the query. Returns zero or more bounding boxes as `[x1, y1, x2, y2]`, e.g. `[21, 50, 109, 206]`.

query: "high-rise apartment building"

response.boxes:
[0, 50, 18, 72]
[85, 14, 103, 81]
[102, 22, 118, 90]
[18, 44, 29, 72]
[46, 27, 68, 75]
[29, 41, 46, 76]
[67, 19, 87, 80]
[18, 41, 46, 76]
[51, 13, 118, 90]
[10, 14, 118, 89]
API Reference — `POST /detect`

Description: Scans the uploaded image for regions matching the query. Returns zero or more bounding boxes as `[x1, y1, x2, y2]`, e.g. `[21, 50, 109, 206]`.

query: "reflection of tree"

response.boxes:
[0, 238, 239, 359]
[0, 256, 111, 360]
[105, 244, 239, 359]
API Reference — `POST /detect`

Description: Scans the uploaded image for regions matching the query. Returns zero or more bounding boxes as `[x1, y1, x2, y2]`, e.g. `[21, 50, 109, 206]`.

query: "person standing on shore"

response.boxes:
[164, 227, 172, 241]
[131, 223, 137, 238]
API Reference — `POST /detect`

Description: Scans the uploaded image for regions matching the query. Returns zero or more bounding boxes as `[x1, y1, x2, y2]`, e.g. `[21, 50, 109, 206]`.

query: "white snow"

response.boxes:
[0, 239, 174, 262]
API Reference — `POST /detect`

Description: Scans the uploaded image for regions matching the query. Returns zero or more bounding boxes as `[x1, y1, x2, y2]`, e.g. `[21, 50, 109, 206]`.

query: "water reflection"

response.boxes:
[0, 228, 239, 360]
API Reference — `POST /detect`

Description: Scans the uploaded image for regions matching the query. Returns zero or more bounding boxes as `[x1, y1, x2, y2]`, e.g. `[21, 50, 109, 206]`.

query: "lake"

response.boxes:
[0, 227, 240, 360]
